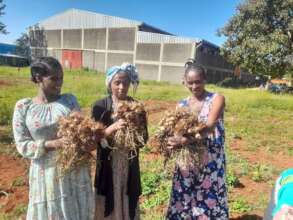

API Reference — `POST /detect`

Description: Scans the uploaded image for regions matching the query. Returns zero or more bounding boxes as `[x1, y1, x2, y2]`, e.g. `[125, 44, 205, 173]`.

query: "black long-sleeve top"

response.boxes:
[91, 95, 148, 220]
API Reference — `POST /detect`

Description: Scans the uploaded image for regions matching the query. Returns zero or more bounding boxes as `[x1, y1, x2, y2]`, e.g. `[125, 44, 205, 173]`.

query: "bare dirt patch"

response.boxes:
[143, 100, 176, 124]
[230, 139, 293, 170]
[0, 79, 13, 87]
[0, 155, 28, 213]
[0, 78, 24, 87]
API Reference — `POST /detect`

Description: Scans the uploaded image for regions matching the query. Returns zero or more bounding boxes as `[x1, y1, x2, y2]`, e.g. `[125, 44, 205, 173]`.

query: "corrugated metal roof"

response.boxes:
[0, 53, 27, 59]
[137, 31, 200, 44]
[0, 43, 16, 54]
[38, 8, 142, 30]
[35, 8, 219, 47]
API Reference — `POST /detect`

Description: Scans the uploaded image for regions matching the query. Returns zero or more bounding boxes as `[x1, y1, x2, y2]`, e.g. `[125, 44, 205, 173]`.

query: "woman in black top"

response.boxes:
[92, 63, 148, 220]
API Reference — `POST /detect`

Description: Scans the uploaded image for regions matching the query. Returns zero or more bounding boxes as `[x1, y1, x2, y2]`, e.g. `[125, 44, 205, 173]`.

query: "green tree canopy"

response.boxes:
[218, 0, 293, 77]
[15, 25, 47, 60]
[15, 32, 31, 58]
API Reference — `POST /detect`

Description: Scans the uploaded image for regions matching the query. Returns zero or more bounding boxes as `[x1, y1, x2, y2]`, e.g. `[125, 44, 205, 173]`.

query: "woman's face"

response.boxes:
[110, 71, 130, 100]
[184, 70, 205, 98]
[38, 69, 64, 97]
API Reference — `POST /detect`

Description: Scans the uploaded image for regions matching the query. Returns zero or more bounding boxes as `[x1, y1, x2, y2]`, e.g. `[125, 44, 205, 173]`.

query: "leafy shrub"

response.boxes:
[141, 172, 162, 196]
[226, 171, 241, 187]
[82, 67, 90, 72]
[141, 181, 171, 209]
[230, 198, 252, 213]
[250, 163, 276, 182]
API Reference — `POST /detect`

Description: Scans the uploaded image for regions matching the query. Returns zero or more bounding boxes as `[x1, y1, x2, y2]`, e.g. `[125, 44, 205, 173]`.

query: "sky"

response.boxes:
[0, 0, 241, 46]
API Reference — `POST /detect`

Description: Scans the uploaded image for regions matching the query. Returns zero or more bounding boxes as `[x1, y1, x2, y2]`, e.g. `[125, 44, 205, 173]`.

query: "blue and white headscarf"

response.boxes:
[105, 63, 139, 93]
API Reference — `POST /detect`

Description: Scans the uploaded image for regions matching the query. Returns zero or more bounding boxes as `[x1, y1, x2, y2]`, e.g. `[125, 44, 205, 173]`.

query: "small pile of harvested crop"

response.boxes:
[152, 107, 206, 169]
[111, 101, 147, 159]
[56, 112, 104, 175]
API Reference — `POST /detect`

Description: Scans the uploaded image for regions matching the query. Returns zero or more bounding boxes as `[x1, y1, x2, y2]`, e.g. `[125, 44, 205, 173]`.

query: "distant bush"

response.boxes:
[82, 67, 90, 72]
[217, 77, 243, 88]
[217, 75, 265, 88]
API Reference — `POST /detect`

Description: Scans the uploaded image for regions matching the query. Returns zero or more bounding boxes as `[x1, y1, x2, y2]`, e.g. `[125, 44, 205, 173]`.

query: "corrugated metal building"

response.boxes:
[0, 43, 17, 54]
[0, 43, 29, 67]
[31, 8, 233, 83]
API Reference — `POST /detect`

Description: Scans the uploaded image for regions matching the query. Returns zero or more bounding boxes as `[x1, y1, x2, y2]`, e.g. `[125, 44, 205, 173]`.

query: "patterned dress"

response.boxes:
[12, 94, 94, 220]
[95, 150, 140, 220]
[166, 92, 228, 220]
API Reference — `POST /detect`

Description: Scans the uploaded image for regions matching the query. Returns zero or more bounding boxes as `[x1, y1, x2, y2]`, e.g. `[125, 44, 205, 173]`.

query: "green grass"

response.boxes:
[0, 203, 27, 220]
[249, 163, 278, 183]
[11, 176, 26, 187]
[229, 198, 252, 213]
[1, 66, 293, 218]
[226, 149, 250, 178]
[141, 172, 163, 196]
[140, 149, 172, 218]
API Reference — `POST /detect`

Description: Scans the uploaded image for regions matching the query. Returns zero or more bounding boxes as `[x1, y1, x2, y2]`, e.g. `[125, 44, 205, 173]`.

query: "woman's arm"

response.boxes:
[167, 95, 225, 148]
[12, 100, 54, 159]
[200, 94, 225, 134]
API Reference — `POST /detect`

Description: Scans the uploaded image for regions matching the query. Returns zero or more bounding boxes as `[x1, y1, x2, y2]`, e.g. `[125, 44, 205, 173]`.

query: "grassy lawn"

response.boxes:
[0, 66, 292, 219]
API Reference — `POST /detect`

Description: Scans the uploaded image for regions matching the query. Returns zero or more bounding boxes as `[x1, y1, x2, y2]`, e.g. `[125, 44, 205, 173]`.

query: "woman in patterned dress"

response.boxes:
[12, 57, 120, 220]
[166, 60, 228, 219]
[92, 63, 148, 220]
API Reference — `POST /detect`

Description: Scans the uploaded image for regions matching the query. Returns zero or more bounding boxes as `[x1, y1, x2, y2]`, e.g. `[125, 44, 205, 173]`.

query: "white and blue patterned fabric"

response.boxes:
[12, 94, 94, 220]
[105, 63, 139, 93]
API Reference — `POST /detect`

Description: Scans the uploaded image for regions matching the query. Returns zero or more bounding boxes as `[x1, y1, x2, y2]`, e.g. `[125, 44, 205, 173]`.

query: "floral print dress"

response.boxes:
[12, 94, 94, 220]
[166, 92, 228, 220]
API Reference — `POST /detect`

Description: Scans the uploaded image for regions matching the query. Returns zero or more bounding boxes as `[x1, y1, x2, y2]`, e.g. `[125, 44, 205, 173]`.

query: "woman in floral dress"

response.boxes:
[166, 60, 228, 219]
[12, 57, 119, 220]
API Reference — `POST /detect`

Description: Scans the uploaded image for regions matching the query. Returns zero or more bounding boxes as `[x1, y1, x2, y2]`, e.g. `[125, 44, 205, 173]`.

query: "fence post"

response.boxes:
[104, 27, 109, 72]
[158, 42, 164, 81]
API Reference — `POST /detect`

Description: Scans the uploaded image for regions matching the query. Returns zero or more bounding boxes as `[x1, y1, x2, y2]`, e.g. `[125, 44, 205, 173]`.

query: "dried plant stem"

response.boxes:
[56, 112, 104, 176]
[152, 107, 206, 170]
[110, 101, 147, 159]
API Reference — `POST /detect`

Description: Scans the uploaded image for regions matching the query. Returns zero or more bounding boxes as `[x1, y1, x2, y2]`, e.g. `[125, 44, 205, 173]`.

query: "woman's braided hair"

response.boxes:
[184, 58, 206, 80]
[30, 57, 62, 83]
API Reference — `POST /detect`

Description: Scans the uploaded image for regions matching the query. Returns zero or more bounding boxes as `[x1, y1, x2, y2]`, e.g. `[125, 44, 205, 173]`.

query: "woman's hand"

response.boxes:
[104, 119, 126, 137]
[83, 144, 96, 152]
[45, 138, 65, 151]
[167, 135, 188, 149]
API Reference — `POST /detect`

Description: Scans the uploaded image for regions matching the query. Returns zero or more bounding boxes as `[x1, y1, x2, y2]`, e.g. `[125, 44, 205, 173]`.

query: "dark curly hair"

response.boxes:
[30, 57, 62, 83]
[184, 58, 206, 80]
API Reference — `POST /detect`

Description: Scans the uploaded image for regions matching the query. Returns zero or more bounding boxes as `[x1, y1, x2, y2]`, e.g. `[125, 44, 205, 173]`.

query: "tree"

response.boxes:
[15, 25, 47, 60]
[15, 32, 31, 58]
[28, 25, 47, 48]
[218, 0, 293, 78]
[0, 0, 7, 34]
[28, 25, 48, 59]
